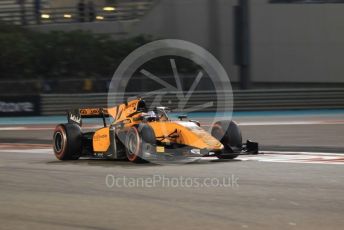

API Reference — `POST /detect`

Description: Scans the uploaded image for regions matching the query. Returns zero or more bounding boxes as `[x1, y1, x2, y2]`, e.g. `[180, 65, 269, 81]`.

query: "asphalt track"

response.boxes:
[0, 111, 344, 230]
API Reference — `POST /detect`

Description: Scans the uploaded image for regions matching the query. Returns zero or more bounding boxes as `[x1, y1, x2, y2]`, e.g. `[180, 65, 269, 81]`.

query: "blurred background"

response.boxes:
[1, 0, 344, 116]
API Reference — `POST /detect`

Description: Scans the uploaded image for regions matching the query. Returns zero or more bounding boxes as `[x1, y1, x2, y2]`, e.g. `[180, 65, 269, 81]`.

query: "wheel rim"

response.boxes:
[54, 131, 64, 153]
[127, 130, 140, 161]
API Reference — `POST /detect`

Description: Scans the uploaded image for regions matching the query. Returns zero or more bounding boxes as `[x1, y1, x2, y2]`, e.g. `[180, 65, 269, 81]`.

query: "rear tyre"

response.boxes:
[211, 120, 242, 159]
[53, 124, 82, 160]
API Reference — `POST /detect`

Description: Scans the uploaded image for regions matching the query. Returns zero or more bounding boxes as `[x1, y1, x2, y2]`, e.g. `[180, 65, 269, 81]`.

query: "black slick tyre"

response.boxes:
[211, 120, 242, 159]
[53, 123, 82, 160]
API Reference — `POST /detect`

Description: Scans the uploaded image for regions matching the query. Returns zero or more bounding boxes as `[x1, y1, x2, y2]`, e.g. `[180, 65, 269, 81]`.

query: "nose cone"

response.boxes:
[176, 121, 224, 150]
[202, 136, 223, 150]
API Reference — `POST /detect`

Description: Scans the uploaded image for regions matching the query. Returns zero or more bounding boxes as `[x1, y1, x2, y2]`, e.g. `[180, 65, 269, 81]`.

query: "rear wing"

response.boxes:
[67, 98, 145, 126]
[67, 108, 111, 126]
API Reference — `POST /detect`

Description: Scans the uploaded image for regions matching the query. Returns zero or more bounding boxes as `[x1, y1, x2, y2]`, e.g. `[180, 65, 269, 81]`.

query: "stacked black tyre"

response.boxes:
[53, 124, 82, 160]
[211, 120, 242, 159]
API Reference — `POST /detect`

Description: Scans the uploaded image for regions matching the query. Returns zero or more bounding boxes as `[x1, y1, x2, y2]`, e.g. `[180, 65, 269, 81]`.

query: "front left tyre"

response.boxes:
[125, 124, 156, 163]
[53, 123, 82, 160]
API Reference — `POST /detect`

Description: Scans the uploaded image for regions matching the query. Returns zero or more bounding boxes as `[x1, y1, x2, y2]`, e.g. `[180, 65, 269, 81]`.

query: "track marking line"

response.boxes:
[0, 125, 102, 131]
[0, 127, 28, 131]
[262, 151, 344, 156]
[0, 148, 343, 165]
[0, 143, 51, 150]
[200, 120, 344, 127]
[0, 148, 52, 154]
[240, 151, 344, 165]
[238, 120, 344, 126]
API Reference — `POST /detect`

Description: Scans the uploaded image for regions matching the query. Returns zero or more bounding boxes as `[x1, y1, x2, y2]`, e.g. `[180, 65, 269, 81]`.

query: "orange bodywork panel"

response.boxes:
[79, 99, 143, 126]
[149, 121, 223, 150]
[110, 99, 142, 123]
[93, 127, 110, 152]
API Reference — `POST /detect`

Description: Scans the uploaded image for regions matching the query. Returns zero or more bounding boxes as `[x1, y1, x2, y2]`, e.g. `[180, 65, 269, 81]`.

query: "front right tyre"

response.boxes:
[211, 120, 242, 159]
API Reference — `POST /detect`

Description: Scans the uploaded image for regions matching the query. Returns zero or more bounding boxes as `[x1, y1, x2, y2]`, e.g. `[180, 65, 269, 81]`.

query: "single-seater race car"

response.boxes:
[53, 98, 259, 163]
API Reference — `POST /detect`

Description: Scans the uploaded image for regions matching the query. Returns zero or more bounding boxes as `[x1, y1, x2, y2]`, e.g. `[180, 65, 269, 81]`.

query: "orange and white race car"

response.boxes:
[53, 98, 258, 163]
